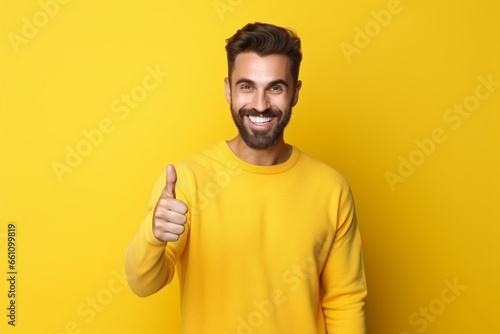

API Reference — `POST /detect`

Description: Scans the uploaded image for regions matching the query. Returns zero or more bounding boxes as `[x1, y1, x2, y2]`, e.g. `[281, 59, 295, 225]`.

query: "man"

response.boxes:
[125, 22, 367, 333]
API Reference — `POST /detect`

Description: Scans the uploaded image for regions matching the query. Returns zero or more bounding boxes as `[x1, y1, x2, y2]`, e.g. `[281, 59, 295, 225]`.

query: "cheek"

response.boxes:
[231, 93, 251, 108]
[272, 95, 293, 110]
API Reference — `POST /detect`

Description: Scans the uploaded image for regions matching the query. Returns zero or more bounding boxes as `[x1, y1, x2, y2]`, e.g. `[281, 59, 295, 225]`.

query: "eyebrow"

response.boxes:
[235, 78, 289, 89]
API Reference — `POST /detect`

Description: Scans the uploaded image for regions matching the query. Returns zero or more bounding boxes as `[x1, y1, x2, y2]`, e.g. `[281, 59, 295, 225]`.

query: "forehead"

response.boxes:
[231, 52, 291, 83]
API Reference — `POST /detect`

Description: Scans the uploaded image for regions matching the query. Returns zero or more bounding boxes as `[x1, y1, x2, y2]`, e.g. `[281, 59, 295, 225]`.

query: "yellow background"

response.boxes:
[1, 0, 499, 333]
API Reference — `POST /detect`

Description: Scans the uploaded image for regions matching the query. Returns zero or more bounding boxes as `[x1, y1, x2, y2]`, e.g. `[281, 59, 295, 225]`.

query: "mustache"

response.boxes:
[238, 108, 281, 118]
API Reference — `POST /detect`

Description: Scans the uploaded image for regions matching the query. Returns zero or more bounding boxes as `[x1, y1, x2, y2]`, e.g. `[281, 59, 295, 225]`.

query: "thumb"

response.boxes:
[165, 164, 177, 198]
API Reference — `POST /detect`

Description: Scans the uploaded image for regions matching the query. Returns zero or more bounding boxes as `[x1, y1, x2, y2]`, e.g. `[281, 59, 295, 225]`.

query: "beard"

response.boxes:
[230, 104, 292, 150]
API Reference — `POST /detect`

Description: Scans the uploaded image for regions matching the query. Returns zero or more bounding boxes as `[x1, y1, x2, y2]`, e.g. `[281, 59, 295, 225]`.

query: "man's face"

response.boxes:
[225, 52, 301, 150]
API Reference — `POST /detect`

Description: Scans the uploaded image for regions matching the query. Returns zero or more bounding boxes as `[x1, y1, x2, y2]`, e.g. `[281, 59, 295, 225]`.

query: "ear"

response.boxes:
[224, 77, 231, 104]
[291, 80, 302, 107]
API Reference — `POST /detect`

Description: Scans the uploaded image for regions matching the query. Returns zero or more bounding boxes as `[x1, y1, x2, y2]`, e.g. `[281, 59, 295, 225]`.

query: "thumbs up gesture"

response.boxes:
[153, 165, 188, 242]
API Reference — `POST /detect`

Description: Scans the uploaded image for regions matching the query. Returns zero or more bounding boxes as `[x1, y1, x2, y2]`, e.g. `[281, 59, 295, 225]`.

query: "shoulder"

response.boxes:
[176, 141, 231, 171]
[296, 149, 351, 189]
[149, 142, 223, 196]
[168, 141, 237, 192]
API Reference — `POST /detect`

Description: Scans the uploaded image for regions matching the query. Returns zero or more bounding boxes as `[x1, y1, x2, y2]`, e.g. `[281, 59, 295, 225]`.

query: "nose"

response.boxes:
[252, 90, 270, 112]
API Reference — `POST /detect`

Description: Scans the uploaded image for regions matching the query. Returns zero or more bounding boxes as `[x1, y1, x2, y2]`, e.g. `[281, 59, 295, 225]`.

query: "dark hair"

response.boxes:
[225, 22, 302, 83]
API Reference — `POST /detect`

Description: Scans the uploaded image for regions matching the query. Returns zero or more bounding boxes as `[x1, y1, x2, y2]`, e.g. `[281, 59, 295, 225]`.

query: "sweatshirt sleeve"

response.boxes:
[124, 169, 189, 297]
[322, 182, 367, 333]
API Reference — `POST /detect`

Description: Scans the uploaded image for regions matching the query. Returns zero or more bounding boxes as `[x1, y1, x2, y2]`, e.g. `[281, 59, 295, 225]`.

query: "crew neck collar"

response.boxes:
[219, 140, 300, 174]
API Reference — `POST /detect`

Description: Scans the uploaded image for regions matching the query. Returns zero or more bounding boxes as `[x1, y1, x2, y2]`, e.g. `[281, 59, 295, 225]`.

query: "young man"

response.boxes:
[125, 22, 367, 333]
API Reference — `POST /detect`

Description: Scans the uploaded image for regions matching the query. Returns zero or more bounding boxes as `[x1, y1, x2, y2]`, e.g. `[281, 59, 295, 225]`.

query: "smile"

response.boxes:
[248, 115, 275, 125]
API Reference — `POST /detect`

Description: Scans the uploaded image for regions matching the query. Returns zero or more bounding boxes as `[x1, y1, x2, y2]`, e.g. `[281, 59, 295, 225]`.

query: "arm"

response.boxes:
[322, 184, 367, 333]
[125, 165, 189, 297]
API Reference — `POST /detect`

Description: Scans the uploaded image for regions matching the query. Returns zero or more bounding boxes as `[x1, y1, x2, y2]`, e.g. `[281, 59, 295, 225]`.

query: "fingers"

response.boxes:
[156, 196, 188, 215]
[153, 203, 188, 242]
[153, 164, 188, 242]
[154, 222, 186, 242]
[155, 231, 183, 242]
[154, 205, 188, 224]
[165, 164, 177, 199]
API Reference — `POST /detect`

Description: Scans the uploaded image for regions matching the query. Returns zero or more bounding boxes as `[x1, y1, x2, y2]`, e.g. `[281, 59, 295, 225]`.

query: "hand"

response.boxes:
[152, 164, 188, 242]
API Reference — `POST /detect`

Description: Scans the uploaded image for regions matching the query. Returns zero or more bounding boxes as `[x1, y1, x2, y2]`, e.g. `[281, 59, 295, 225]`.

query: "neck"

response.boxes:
[227, 135, 292, 166]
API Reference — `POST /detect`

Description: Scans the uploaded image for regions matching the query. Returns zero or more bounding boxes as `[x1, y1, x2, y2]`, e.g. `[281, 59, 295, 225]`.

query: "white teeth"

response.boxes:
[248, 116, 274, 124]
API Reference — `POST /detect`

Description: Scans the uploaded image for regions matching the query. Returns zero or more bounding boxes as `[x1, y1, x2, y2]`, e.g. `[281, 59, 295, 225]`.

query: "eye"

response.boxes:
[239, 84, 252, 91]
[269, 85, 283, 93]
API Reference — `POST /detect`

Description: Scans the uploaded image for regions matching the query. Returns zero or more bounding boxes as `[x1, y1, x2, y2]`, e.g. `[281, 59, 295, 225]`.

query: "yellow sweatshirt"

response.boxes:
[125, 141, 367, 333]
